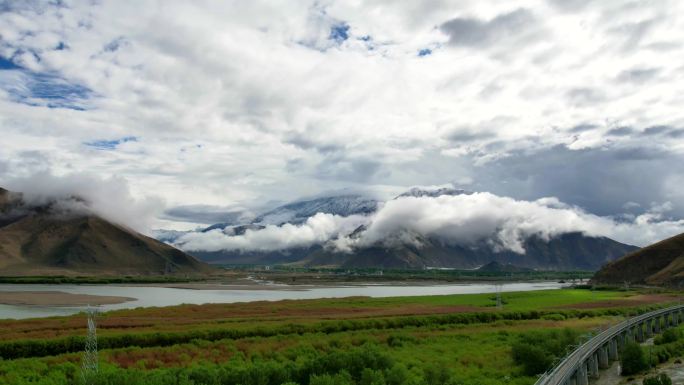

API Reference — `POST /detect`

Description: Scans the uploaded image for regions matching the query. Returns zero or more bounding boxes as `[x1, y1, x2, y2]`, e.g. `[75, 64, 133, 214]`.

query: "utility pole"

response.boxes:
[81, 306, 98, 384]
[496, 284, 503, 310]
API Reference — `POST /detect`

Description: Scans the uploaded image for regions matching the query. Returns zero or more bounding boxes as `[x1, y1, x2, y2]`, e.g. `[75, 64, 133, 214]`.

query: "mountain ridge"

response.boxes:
[0, 187, 211, 276]
[592, 231, 684, 286]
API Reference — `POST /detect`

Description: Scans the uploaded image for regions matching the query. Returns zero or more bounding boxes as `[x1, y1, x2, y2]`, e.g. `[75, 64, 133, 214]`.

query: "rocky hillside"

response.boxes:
[0, 188, 211, 276]
[593, 232, 684, 286]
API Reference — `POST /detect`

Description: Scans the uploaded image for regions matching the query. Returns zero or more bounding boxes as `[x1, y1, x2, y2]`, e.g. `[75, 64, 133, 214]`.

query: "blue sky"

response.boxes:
[0, 57, 92, 110]
[0, 0, 683, 247]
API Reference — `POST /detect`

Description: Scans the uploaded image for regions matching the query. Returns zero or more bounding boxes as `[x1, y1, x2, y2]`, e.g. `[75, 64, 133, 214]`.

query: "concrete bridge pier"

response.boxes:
[598, 345, 610, 369]
[609, 338, 619, 361]
[636, 323, 645, 342]
[646, 319, 653, 338]
[577, 361, 589, 385]
[672, 312, 679, 326]
[589, 353, 600, 378]
[654, 316, 661, 333]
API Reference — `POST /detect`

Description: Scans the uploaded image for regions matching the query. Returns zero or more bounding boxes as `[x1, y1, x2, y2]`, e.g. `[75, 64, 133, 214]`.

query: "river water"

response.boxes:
[0, 281, 567, 319]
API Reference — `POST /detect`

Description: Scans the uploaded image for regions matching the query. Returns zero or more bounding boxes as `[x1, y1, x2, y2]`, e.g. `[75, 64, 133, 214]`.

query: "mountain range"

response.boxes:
[0, 184, 648, 274]
[176, 187, 639, 270]
[0, 188, 210, 276]
[191, 231, 636, 270]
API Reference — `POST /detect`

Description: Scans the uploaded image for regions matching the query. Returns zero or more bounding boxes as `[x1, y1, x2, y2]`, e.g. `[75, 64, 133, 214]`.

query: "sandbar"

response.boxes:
[0, 291, 135, 306]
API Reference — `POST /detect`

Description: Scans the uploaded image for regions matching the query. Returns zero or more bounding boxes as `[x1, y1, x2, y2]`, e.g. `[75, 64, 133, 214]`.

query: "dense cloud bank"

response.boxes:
[176, 192, 684, 254]
[3, 172, 163, 233]
[176, 213, 368, 252]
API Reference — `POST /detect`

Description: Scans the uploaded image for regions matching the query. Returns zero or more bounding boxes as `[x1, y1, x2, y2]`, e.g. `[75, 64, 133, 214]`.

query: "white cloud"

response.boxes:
[4, 171, 164, 233]
[174, 192, 684, 254]
[176, 212, 368, 252]
[0, 1, 682, 233]
[350, 194, 610, 253]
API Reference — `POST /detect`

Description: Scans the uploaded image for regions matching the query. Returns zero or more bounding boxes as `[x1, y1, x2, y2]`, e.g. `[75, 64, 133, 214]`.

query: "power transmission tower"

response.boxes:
[495, 284, 503, 310]
[81, 306, 99, 384]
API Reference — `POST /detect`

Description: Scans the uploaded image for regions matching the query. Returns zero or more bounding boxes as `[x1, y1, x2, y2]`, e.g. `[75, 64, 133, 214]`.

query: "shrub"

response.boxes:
[654, 329, 680, 345]
[541, 313, 566, 321]
[360, 368, 386, 385]
[423, 364, 450, 385]
[310, 371, 354, 385]
[643, 373, 672, 385]
[512, 342, 553, 376]
[511, 328, 579, 375]
[385, 364, 408, 385]
[621, 342, 648, 375]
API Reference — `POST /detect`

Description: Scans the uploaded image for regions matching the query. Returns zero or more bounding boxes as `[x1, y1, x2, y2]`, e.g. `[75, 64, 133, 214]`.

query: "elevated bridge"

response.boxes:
[535, 304, 684, 385]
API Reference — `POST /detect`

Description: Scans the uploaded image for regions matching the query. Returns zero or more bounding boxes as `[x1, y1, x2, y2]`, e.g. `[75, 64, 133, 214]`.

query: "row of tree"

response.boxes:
[0, 306, 659, 360]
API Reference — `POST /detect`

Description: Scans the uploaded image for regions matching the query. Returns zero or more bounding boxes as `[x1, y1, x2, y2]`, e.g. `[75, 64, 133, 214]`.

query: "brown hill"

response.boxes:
[592, 232, 684, 286]
[0, 188, 211, 276]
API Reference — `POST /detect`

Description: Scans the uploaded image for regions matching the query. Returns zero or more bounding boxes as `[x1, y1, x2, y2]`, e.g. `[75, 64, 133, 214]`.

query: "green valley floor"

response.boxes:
[0, 288, 681, 385]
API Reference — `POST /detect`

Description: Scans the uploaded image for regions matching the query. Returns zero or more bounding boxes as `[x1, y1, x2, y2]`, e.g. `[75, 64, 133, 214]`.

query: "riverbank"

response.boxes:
[0, 281, 569, 319]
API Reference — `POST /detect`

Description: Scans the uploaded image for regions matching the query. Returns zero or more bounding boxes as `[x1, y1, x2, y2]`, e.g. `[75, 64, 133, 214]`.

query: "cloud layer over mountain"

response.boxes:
[177, 213, 367, 253]
[3, 172, 163, 233]
[176, 192, 684, 254]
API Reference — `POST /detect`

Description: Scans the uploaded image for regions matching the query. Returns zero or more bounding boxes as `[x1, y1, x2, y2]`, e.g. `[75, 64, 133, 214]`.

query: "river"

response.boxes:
[0, 281, 567, 319]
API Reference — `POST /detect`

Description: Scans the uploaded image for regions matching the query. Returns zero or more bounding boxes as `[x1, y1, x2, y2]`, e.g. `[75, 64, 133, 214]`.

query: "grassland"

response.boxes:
[0, 288, 680, 385]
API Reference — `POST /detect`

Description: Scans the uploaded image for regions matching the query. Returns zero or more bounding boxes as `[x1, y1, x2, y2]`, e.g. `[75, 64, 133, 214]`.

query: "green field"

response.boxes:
[0, 288, 680, 385]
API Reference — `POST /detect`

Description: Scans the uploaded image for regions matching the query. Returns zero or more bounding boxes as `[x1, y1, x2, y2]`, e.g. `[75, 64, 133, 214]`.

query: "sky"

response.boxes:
[1, 1, 684, 249]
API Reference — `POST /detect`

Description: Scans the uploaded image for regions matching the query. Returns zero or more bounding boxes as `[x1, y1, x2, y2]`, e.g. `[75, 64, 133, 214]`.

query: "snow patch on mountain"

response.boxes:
[254, 195, 379, 225]
[396, 185, 473, 199]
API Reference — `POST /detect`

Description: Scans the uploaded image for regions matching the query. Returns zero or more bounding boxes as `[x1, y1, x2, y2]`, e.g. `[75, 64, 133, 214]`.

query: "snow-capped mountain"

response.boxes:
[156, 194, 379, 242]
[152, 229, 191, 243]
[253, 195, 379, 225]
[395, 186, 473, 199]
[158, 187, 638, 271]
